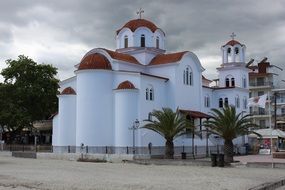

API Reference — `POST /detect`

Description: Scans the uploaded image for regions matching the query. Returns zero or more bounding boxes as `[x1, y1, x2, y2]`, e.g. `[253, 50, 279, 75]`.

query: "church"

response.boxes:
[52, 15, 249, 154]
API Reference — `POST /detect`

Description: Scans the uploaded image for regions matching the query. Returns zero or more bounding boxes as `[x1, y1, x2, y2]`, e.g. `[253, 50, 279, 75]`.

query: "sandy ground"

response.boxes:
[0, 154, 285, 190]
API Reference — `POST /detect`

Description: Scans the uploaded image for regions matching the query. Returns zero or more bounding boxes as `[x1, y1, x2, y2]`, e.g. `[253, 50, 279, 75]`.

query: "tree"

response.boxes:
[0, 55, 59, 139]
[204, 105, 259, 163]
[141, 108, 194, 159]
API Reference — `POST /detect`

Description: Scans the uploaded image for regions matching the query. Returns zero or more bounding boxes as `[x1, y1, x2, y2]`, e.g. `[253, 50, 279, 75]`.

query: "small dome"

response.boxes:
[61, 87, 76, 95]
[116, 80, 136, 90]
[116, 19, 163, 35]
[223, 40, 242, 47]
[78, 53, 112, 70]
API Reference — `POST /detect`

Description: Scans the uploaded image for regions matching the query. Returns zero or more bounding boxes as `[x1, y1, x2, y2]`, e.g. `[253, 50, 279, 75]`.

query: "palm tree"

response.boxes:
[204, 105, 259, 163]
[141, 108, 194, 159]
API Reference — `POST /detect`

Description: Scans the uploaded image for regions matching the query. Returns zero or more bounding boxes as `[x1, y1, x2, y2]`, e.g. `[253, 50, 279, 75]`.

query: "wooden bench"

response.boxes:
[273, 151, 285, 159]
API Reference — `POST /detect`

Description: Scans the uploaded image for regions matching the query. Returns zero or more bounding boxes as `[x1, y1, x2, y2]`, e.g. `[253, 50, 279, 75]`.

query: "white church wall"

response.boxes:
[52, 114, 59, 146]
[75, 70, 113, 147]
[112, 60, 144, 72]
[129, 51, 157, 65]
[218, 67, 248, 88]
[147, 64, 177, 109]
[137, 76, 168, 147]
[174, 54, 203, 111]
[153, 30, 165, 49]
[58, 94, 76, 146]
[114, 89, 139, 147]
[116, 28, 134, 49]
[133, 27, 154, 48]
[201, 87, 214, 114]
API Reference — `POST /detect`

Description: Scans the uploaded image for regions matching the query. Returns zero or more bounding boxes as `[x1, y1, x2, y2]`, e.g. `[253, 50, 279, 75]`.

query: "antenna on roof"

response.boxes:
[230, 32, 236, 40]
[246, 58, 254, 67]
[136, 8, 144, 19]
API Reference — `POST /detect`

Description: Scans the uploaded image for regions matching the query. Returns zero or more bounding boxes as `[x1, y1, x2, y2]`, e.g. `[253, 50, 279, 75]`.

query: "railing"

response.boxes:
[1, 144, 52, 152]
[249, 81, 273, 87]
[250, 111, 271, 115]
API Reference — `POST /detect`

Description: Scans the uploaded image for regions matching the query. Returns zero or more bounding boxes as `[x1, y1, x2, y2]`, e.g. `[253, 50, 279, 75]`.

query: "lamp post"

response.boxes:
[129, 119, 140, 155]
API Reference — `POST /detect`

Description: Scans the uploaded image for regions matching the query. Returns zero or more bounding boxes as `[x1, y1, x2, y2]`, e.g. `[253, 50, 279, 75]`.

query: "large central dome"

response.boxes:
[116, 19, 163, 34]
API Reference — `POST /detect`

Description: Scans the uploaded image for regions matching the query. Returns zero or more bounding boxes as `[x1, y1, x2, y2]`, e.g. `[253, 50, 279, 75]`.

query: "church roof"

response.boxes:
[102, 48, 141, 65]
[179, 109, 211, 119]
[223, 40, 242, 47]
[116, 80, 136, 90]
[149, 51, 188, 65]
[78, 53, 112, 70]
[61, 87, 76, 95]
[116, 19, 164, 35]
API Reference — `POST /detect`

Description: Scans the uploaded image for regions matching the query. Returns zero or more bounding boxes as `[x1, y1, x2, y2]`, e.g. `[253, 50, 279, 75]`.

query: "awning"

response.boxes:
[248, 128, 285, 139]
[179, 109, 211, 119]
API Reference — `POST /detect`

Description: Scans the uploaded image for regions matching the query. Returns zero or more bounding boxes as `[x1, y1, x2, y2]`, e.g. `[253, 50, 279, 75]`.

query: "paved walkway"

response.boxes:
[235, 155, 285, 164]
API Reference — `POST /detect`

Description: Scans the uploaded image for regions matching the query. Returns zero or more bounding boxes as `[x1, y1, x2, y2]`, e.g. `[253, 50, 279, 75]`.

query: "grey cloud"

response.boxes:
[0, 0, 284, 86]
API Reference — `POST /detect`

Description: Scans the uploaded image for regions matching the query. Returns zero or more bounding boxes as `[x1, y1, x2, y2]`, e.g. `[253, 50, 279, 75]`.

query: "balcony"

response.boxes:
[249, 110, 271, 117]
[249, 81, 273, 89]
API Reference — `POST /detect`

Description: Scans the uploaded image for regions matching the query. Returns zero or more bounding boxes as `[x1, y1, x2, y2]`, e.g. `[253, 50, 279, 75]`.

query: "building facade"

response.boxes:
[52, 18, 249, 153]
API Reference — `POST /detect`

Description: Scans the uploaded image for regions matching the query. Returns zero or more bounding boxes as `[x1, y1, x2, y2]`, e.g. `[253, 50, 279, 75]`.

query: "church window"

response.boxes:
[224, 98, 229, 106]
[204, 96, 210, 107]
[145, 88, 149, 100]
[242, 77, 247, 88]
[225, 78, 230, 87]
[219, 98, 223, 108]
[156, 37, 159, 48]
[183, 66, 193, 86]
[124, 35, 128, 48]
[235, 96, 240, 108]
[149, 88, 154, 101]
[227, 48, 231, 54]
[231, 78, 235, 87]
[141, 34, 145, 47]
[243, 97, 247, 109]
[235, 47, 239, 54]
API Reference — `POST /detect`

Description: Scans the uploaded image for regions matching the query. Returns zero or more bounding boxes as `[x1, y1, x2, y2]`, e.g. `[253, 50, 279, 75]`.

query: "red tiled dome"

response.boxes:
[61, 87, 76, 95]
[223, 40, 242, 47]
[116, 80, 136, 90]
[78, 53, 112, 70]
[116, 19, 164, 35]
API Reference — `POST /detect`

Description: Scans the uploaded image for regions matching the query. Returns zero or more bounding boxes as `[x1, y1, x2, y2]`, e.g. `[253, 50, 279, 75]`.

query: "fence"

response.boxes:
[1, 144, 226, 157]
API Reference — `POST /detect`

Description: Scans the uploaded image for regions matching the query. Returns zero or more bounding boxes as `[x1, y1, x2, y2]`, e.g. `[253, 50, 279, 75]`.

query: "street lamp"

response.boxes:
[129, 119, 140, 154]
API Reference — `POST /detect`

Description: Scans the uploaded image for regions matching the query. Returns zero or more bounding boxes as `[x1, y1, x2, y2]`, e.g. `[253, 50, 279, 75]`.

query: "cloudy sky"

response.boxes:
[0, 0, 284, 86]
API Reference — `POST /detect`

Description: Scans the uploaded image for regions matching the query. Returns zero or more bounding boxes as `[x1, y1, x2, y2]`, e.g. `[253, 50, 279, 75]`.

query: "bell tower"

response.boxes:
[221, 32, 246, 64]
[218, 33, 249, 88]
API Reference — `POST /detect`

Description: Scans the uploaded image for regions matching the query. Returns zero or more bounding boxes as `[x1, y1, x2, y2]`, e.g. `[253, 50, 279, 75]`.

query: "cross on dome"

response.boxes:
[230, 32, 236, 40]
[136, 8, 144, 19]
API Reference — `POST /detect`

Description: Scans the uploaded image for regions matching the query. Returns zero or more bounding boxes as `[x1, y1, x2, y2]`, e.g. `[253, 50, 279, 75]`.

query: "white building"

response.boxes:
[52, 18, 249, 153]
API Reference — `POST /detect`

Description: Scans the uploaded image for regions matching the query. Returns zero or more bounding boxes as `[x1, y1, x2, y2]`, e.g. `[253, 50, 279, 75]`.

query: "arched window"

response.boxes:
[243, 97, 247, 109]
[183, 66, 193, 86]
[141, 34, 145, 47]
[124, 35, 128, 48]
[156, 36, 159, 48]
[235, 47, 239, 54]
[219, 98, 223, 108]
[235, 96, 240, 108]
[149, 88, 154, 101]
[189, 71, 193, 85]
[231, 78, 235, 87]
[204, 96, 210, 107]
[227, 48, 231, 54]
[145, 88, 149, 100]
[242, 77, 247, 88]
[224, 98, 229, 106]
[186, 68, 189, 85]
[225, 78, 230, 87]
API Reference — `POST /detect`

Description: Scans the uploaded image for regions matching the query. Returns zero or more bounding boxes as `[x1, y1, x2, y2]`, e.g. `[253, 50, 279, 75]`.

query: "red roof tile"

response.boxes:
[116, 80, 136, 90]
[61, 87, 76, 95]
[180, 109, 211, 119]
[149, 51, 188, 65]
[102, 48, 141, 65]
[116, 19, 164, 35]
[78, 53, 112, 70]
[223, 40, 242, 47]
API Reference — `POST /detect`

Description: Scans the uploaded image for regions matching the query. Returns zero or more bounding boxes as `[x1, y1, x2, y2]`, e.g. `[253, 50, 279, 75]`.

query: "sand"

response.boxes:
[0, 153, 285, 190]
